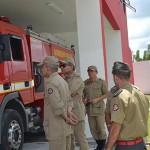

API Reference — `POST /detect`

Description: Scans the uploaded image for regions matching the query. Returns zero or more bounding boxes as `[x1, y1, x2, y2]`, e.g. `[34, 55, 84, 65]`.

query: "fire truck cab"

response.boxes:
[0, 17, 74, 150]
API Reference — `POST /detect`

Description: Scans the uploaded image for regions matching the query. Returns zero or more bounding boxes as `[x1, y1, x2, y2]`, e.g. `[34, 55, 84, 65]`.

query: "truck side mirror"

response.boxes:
[0, 34, 11, 63]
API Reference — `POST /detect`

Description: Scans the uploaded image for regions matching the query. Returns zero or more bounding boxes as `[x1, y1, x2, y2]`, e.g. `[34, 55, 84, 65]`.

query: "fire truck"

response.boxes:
[0, 17, 74, 150]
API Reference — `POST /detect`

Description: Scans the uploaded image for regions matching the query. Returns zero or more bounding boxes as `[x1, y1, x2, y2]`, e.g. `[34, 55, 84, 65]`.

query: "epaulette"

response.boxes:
[110, 86, 119, 94]
[133, 85, 140, 91]
[113, 89, 123, 97]
[75, 73, 80, 77]
[98, 78, 105, 82]
[84, 79, 90, 85]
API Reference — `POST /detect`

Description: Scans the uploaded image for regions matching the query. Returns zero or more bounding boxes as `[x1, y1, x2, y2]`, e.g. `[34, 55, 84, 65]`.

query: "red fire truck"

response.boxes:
[0, 17, 74, 150]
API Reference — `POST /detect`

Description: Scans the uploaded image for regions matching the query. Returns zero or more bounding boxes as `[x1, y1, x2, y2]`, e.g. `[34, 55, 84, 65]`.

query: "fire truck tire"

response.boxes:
[1, 109, 24, 150]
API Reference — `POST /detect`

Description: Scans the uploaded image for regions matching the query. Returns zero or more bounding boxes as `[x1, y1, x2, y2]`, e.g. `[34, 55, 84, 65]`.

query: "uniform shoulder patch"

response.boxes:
[113, 104, 119, 111]
[113, 89, 123, 97]
[48, 88, 53, 94]
[76, 78, 81, 83]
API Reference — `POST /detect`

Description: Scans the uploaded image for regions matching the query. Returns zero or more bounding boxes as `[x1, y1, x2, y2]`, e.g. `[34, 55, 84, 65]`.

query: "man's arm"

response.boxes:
[90, 80, 109, 104]
[105, 112, 111, 131]
[90, 93, 108, 104]
[105, 122, 122, 150]
[71, 79, 84, 97]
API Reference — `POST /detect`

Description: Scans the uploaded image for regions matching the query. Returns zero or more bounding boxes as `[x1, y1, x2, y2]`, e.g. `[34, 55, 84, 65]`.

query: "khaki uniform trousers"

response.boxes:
[88, 115, 107, 140]
[49, 135, 71, 150]
[71, 120, 89, 150]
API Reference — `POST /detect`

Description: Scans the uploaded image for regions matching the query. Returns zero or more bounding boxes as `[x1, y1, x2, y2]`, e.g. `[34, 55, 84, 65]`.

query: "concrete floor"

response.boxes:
[23, 132, 96, 150]
[23, 142, 94, 150]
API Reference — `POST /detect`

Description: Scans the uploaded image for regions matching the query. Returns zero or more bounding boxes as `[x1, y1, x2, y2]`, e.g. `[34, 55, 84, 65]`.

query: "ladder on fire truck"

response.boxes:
[26, 28, 74, 50]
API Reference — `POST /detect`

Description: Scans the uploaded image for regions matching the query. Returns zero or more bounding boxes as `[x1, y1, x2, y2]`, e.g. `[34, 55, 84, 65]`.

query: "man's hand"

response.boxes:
[67, 111, 78, 125]
[71, 92, 77, 97]
[68, 118, 78, 125]
[90, 98, 99, 104]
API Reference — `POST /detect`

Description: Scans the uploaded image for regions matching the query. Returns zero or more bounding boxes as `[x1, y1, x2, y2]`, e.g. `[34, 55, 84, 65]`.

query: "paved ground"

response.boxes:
[23, 132, 96, 150]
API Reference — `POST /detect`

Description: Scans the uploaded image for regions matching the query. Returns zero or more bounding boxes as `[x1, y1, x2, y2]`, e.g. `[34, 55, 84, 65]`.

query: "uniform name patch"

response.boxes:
[113, 104, 119, 111]
[48, 88, 53, 94]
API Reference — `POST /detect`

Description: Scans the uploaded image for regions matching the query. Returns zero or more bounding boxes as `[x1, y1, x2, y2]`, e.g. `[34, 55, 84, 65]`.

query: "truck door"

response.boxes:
[8, 34, 34, 104]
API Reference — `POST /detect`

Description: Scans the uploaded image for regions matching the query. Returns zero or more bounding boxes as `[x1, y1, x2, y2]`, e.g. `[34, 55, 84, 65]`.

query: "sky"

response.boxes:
[127, 0, 150, 56]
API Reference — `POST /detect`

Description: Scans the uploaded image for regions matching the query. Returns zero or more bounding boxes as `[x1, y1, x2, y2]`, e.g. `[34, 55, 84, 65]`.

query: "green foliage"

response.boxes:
[133, 44, 150, 62]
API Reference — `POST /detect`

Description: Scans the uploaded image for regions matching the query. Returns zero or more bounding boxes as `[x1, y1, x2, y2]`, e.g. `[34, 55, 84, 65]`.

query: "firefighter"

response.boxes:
[105, 86, 119, 132]
[38, 56, 78, 150]
[84, 66, 108, 150]
[105, 61, 149, 150]
[60, 57, 89, 150]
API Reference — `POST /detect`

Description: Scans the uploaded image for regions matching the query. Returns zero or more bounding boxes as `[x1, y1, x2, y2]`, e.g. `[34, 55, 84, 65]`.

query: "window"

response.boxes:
[10, 36, 23, 61]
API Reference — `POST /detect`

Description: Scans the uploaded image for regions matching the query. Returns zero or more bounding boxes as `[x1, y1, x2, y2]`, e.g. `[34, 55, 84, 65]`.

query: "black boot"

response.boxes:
[96, 139, 106, 150]
[100, 139, 106, 150]
[94, 140, 102, 150]
[94, 140, 99, 150]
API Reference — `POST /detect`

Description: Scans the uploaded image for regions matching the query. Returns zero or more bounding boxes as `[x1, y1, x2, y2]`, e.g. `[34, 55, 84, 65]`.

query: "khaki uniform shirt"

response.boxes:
[84, 78, 108, 116]
[65, 72, 85, 121]
[105, 86, 120, 113]
[43, 72, 72, 141]
[110, 83, 149, 141]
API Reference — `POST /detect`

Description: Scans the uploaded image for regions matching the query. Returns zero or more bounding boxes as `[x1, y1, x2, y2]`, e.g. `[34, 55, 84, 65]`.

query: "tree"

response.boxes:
[135, 50, 140, 61]
[133, 44, 150, 62]
[143, 50, 147, 60]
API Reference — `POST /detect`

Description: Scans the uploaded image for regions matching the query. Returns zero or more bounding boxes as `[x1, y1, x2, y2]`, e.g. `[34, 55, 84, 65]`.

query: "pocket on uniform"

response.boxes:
[94, 101, 101, 107]
[92, 102, 104, 115]
[43, 121, 49, 140]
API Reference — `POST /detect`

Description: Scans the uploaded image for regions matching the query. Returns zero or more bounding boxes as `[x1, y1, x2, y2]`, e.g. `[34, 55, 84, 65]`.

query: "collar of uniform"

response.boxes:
[89, 77, 99, 82]
[47, 72, 58, 82]
[122, 82, 133, 93]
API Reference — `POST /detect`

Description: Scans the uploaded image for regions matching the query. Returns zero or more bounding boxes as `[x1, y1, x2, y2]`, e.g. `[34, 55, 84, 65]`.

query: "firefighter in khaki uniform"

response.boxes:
[84, 66, 108, 150]
[60, 57, 89, 150]
[105, 86, 120, 131]
[106, 61, 149, 150]
[38, 56, 78, 150]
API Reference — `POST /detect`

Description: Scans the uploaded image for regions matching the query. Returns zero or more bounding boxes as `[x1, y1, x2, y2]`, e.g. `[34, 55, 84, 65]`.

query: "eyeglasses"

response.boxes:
[61, 64, 67, 68]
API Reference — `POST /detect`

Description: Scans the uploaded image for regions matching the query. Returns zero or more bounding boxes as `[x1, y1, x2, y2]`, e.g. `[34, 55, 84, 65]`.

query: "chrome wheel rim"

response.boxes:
[7, 120, 22, 150]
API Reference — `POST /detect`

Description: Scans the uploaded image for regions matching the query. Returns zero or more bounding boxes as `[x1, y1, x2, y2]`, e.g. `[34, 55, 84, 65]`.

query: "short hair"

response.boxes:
[112, 61, 131, 80]
[112, 69, 131, 80]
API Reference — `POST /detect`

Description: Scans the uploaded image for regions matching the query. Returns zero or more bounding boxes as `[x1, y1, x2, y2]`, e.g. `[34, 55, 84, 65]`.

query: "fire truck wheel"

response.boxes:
[1, 109, 24, 150]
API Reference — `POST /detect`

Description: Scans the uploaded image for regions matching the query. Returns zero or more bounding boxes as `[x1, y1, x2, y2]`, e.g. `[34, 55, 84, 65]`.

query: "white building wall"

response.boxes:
[104, 18, 123, 89]
[75, 0, 106, 138]
[75, 0, 106, 80]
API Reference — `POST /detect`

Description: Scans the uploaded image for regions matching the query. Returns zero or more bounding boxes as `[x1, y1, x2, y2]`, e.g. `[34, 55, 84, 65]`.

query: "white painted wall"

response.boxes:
[76, 0, 106, 138]
[133, 61, 150, 94]
[104, 16, 123, 89]
[75, 0, 105, 80]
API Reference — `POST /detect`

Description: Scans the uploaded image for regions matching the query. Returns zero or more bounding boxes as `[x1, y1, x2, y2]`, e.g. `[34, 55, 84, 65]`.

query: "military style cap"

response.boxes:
[112, 61, 130, 72]
[87, 66, 98, 72]
[60, 57, 75, 66]
[38, 56, 59, 68]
